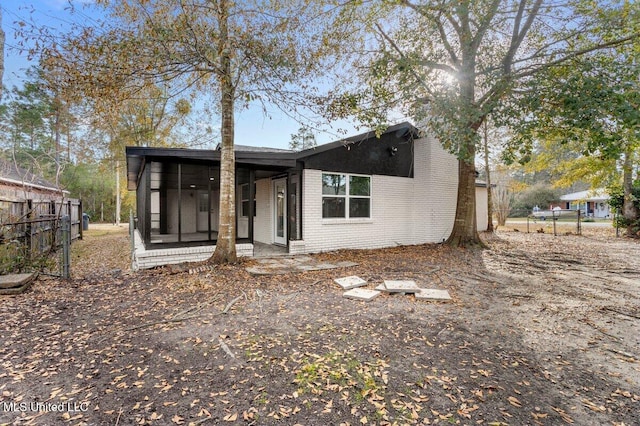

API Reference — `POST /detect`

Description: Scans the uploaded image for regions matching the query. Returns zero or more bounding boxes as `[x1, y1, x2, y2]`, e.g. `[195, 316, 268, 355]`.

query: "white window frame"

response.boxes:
[321, 172, 371, 219]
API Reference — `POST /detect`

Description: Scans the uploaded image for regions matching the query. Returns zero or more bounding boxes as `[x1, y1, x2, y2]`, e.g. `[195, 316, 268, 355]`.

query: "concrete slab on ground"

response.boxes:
[343, 288, 380, 301]
[382, 280, 420, 293]
[0, 272, 37, 295]
[334, 276, 367, 290]
[415, 288, 452, 301]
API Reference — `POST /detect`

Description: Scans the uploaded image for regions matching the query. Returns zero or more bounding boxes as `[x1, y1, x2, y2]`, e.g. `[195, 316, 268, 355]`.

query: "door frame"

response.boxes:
[273, 178, 287, 246]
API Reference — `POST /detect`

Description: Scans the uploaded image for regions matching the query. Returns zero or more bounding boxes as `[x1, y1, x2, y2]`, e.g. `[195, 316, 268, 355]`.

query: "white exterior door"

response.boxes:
[273, 179, 287, 245]
[196, 191, 209, 232]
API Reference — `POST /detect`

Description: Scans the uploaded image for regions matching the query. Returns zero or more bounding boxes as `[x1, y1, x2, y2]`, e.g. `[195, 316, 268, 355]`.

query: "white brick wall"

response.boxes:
[475, 186, 489, 232]
[298, 136, 460, 254]
[132, 230, 254, 270]
[416, 134, 458, 243]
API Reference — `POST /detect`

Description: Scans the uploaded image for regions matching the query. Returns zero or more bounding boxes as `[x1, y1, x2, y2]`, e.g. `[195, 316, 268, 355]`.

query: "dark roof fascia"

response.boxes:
[295, 122, 420, 160]
[125, 146, 297, 163]
[125, 146, 298, 188]
[126, 146, 220, 161]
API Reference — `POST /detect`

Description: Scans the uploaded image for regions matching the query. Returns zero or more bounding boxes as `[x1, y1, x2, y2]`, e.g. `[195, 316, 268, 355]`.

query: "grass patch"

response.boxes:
[293, 351, 390, 406]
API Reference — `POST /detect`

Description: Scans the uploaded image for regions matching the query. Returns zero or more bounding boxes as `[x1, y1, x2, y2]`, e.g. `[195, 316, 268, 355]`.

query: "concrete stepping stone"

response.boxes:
[415, 288, 451, 301]
[343, 288, 380, 301]
[0, 272, 37, 295]
[334, 275, 367, 290]
[382, 280, 420, 293]
[335, 261, 359, 268]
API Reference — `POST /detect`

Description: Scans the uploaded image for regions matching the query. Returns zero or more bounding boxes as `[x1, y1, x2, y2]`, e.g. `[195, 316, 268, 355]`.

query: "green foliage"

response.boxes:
[293, 350, 387, 403]
[608, 180, 640, 230]
[60, 162, 116, 221]
[289, 125, 317, 151]
[0, 239, 27, 274]
[501, 54, 640, 165]
[512, 184, 561, 214]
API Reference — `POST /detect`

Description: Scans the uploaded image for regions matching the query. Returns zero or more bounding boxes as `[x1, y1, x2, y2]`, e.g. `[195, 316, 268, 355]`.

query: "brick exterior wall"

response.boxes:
[132, 230, 253, 270]
[298, 136, 460, 254]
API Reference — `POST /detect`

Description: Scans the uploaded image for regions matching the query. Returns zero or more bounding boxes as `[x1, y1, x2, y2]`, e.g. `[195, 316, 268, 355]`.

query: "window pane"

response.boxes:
[349, 176, 370, 196]
[349, 198, 370, 218]
[241, 200, 249, 217]
[322, 174, 346, 195]
[199, 193, 209, 212]
[322, 197, 345, 218]
[241, 184, 249, 200]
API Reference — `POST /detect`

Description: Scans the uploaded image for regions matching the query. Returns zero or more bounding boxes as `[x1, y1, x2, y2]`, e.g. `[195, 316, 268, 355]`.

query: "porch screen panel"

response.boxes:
[236, 167, 251, 239]
[150, 162, 162, 232]
[289, 174, 300, 240]
[136, 162, 149, 244]
[179, 163, 216, 242]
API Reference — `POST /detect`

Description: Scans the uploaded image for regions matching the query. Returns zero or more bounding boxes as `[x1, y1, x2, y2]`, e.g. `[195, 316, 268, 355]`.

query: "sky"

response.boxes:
[1, 0, 360, 151]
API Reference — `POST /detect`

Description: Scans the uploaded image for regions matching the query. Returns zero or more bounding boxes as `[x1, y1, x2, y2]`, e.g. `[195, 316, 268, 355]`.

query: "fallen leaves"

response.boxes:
[508, 396, 522, 407]
[222, 412, 237, 421]
[1, 228, 638, 426]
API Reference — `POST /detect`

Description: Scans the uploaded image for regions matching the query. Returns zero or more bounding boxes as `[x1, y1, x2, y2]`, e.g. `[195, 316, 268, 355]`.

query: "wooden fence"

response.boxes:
[0, 198, 82, 274]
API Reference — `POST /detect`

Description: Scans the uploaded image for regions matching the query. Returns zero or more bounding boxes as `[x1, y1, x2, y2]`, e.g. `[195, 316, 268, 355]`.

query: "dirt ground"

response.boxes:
[0, 224, 638, 426]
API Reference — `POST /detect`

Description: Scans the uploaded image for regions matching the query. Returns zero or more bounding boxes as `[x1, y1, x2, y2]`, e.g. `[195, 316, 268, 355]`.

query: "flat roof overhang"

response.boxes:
[126, 146, 298, 190]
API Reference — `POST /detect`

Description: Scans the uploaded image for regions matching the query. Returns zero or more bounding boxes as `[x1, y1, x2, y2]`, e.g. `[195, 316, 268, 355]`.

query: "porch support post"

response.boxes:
[287, 170, 293, 246]
[144, 164, 151, 245]
[248, 168, 255, 243]
[208, 167, 212, 241]
[298, 166, 303, 240]
[177, 163, 182, 243]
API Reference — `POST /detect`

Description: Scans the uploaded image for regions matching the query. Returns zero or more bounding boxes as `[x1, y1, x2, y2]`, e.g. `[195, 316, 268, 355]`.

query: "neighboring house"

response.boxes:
[0, 159, 69, 221]
[560, 189, 611, 218]
[0, 159, 83, 255]
[126, 122, 489, 269]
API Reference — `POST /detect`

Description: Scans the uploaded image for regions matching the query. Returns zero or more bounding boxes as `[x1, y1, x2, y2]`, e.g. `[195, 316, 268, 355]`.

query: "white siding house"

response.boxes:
[560, 189, 611, 218]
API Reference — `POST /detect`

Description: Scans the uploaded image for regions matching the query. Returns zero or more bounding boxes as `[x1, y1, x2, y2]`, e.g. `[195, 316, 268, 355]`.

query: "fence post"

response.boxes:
[26, 199, 33, 259]
[61, 215, 71, 279]
[577, 210, 581, 235]
[79, 200, 84, 240]
[129, 210, 135, 269]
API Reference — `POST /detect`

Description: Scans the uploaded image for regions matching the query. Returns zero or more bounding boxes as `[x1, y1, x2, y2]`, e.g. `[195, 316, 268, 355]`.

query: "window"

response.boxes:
[322, 173, 371, 219]
[199, 193, 209, 213]
[240, 183, 256, 217]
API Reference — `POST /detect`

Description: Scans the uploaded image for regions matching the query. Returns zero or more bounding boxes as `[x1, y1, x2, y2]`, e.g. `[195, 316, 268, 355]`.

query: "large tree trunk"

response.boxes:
[622, 147, 638, 237]
[447, 52, 482, 246]
[211, 0, 237, 263]
[447, 157, 480, 246]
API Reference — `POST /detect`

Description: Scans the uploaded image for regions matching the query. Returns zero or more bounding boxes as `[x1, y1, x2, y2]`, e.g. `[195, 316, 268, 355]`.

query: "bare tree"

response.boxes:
[492, 167, 514, 227]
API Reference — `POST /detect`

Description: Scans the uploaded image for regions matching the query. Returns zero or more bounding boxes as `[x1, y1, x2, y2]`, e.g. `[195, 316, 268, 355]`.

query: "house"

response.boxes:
[126, 122, 489, 269]
[560, 189, 611, 219]
[0, 159, 69, 221]
[0, 159, 83, 252]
